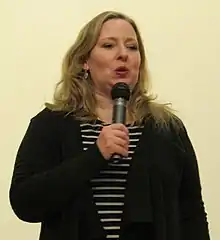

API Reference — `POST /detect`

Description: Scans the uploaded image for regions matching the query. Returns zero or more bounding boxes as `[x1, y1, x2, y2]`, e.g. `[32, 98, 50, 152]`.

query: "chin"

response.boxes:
[113, 78, 135, 86]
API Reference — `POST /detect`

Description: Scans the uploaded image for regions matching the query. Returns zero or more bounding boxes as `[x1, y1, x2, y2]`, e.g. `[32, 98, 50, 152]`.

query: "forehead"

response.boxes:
[98, 19, 137, 40]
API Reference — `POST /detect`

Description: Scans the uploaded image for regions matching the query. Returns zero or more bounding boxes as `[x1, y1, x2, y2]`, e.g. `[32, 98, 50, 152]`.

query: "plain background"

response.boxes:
[0, 0, 219, 239]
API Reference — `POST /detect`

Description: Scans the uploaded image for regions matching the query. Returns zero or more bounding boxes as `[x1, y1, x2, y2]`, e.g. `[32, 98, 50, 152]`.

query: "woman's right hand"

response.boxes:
[96, 123, 129, 160]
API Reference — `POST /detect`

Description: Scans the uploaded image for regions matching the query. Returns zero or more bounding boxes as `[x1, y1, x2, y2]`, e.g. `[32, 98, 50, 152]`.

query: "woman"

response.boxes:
[9, 11, 210, 240]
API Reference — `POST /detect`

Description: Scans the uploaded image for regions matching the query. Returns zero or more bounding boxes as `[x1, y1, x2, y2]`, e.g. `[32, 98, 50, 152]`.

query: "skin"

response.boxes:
[84, 18, 141, 159]
[84, 18, 141, 123]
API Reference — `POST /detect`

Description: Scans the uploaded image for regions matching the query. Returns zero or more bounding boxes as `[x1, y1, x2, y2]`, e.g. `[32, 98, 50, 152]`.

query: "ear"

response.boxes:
[83, 61, 89, 71]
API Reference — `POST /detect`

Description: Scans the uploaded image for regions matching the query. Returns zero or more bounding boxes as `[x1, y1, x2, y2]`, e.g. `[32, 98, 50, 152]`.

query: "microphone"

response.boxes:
[111, 82, 130, 124]
[111, 82, 130, 162]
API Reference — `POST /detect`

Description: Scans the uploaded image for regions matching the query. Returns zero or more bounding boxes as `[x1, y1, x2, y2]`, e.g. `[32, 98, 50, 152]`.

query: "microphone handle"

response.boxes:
[111, 97, 127, 162]
[112, 97, 127, 124]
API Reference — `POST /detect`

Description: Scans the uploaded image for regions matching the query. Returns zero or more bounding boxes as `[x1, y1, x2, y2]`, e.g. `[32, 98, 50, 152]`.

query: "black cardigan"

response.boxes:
[9, 108, 210, 240]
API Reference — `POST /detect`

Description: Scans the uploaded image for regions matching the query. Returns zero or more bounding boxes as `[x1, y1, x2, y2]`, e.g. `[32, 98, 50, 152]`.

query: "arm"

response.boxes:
[9, 109, 106, 223]
[176, 122, 210, 240]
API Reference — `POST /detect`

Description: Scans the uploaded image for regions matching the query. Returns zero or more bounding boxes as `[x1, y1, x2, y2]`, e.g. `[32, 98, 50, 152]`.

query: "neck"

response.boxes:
[95, 91, 132, 124]
[95, 91, 113, 124]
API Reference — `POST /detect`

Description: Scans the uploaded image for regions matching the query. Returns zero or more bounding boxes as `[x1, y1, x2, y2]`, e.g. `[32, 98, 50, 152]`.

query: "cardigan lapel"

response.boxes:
[123, 120, 154, 224]
[122, 120, 167, 240]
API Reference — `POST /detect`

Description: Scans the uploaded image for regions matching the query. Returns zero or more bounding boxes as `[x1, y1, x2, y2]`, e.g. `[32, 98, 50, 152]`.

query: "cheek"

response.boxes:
[89, 57, 112, 78]
[89, 59, 103, 70]
[132, 53, 141, 67]
[88, 50, 111, 69]
[132, 57, 141, 75]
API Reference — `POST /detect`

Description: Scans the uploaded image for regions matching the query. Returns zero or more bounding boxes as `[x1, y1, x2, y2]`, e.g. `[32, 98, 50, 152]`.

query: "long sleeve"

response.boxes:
[9, 109, 106, 223]
[176, 123, 210, 240]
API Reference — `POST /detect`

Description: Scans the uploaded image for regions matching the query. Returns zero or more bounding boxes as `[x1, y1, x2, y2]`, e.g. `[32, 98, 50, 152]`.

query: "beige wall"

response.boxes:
[0, 0, 219, 239]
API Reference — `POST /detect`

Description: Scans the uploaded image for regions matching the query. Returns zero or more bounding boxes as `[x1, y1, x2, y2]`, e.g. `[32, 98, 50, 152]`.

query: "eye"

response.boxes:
[102, 43, 114, 49]
[127, 45, 138, 50]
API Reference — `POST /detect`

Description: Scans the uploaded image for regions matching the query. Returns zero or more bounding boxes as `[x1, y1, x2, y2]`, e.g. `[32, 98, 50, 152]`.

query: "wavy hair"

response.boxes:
[46, 11, 180, 129]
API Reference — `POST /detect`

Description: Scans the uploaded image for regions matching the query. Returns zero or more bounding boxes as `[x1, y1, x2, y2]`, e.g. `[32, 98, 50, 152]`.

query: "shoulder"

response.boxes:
[31, 107, 77, 123]
[146, 114, 195, 161]
[32, 107, 66, 121]
[145, 108, 187, 143]
[145, 102, 184, 135]
[142, 100, 194, 155]
[161, 115, 193, 154]
[29, 108, 80, 136]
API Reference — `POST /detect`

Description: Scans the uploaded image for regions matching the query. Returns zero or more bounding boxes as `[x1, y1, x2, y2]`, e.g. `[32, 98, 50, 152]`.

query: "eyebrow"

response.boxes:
[99, 37, 137, 42]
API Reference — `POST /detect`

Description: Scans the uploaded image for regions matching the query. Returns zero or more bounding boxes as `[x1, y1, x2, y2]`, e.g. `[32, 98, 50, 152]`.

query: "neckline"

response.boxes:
[95, 119, 135, 127]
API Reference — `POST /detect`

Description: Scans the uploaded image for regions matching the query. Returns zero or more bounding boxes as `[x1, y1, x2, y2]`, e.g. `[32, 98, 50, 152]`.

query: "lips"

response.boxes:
[115, 66, 129, 77]
[115, 66, 129, 72]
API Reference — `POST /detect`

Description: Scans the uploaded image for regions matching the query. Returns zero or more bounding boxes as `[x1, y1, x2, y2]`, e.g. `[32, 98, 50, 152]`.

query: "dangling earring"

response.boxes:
[83, 69, 89, 80]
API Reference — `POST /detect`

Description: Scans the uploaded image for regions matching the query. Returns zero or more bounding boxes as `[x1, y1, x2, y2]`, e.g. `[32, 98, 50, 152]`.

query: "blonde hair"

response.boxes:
[46, 11, 180, 129]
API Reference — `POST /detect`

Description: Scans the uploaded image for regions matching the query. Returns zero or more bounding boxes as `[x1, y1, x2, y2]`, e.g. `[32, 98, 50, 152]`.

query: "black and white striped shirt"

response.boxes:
[80, 120, 144, 240]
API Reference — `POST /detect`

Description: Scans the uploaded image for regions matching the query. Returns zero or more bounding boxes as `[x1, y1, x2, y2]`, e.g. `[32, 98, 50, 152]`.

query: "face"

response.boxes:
[85, 19, 141, 97]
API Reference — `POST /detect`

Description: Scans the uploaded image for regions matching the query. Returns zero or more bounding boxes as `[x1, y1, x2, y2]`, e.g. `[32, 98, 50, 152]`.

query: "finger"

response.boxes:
[112, 130, 129, 143]
[110, 123, 129, 134]
[113, 145, 129, 157]
[113, 136, 129, 149]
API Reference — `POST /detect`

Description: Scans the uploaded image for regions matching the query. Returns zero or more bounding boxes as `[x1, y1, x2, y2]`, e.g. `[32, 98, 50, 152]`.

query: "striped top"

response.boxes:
[80, 120, 144, 240]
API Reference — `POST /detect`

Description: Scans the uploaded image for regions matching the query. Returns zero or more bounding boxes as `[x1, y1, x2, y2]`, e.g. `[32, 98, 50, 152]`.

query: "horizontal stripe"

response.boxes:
[101, 218, 121, 222]
[80, 122, 143, 128]
[129, 132, 142, 136]
[95, 202, 124, 206]
[82, 141, 94, 144]
[129, 144, 137, 148]
[81, 129, 101, 133]
[121, 156, 132, 160]
[129, 138, 140, 142]
[108, 163, 130, 167]
[100, 170, 128, 174]
[104, 226, 120, 230]
[91, 179, 126, 183]
[82, 137, 139, 142]
[106, 235, 120, 239]
[127, 125, 144, 129]
[98, 210, 123, 214]
[128, 151, 134, 154]
[92, 186, 125, 190]
[93, 194, 125, 198]
[81, 135, 98, 138]
[80, 123, 103, 127]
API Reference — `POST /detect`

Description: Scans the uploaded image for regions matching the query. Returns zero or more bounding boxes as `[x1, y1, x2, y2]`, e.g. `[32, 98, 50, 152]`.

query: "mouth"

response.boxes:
[114, 66, 129, 77]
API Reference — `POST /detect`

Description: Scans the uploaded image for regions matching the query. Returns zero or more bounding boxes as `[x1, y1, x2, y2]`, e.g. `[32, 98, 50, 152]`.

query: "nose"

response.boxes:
[117, 46, 128, 62]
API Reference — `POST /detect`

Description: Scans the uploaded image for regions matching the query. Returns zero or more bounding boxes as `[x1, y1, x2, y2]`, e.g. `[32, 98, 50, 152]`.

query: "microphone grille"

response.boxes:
[111, 82, 130, 101]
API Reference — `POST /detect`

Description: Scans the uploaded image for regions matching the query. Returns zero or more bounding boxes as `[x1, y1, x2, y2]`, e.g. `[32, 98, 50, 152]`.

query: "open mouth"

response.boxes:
[115, 66, 129, 77]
